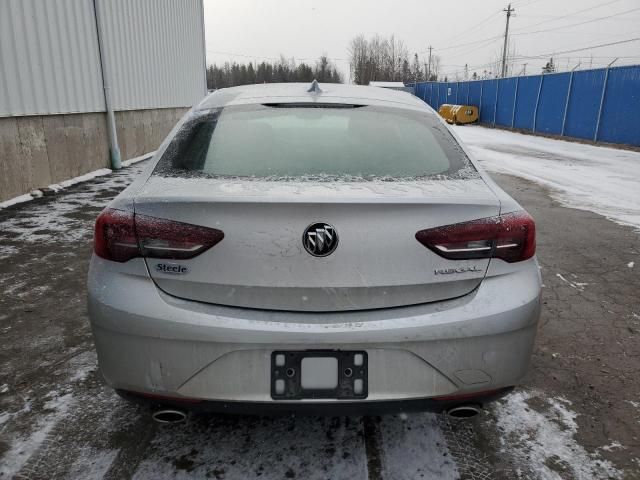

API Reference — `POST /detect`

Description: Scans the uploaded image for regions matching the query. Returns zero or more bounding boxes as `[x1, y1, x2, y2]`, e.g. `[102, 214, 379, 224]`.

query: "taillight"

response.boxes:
[94, 208, 224, 262]
[415, 211, 535, 263]
[94, 209, 139, 262]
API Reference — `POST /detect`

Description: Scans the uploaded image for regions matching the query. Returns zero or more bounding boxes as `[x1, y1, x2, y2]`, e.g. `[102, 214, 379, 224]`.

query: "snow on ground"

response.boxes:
[122, 151, 156, 167]
[0, 168, 136, 250]
[0, 392, 74, 477]
[454, 126, 640, 230]
[66, 448, 119, 480]
[0, 151, 154, 210]
[494, 390, 622, 480]
[377, 414, 458, 480]
[132, 416, 369, 480]
[0, 193, 34, 209]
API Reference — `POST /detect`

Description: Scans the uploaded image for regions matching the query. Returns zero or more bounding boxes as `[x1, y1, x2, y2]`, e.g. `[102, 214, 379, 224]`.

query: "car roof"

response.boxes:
[196, 82, 432, 112]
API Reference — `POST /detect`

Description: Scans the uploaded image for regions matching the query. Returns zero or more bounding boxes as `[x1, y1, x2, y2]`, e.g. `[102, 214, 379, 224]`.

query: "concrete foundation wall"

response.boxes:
[0, 107, 187, 202]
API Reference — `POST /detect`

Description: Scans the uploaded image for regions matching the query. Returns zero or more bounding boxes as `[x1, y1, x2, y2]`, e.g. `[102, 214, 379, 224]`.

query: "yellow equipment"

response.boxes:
[438, 104, 479, 125]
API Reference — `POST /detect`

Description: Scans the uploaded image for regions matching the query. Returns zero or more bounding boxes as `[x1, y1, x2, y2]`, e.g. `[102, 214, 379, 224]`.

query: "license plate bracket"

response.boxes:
[271, 350, 368, 400]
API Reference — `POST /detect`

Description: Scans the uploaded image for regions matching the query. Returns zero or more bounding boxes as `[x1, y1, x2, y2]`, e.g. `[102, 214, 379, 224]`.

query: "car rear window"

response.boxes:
[154, 104, 476, 180]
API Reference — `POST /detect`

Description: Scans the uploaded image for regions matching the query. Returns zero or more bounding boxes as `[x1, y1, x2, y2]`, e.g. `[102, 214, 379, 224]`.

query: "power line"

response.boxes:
[430, 34, 504, 53]
[436, 36, 640, 78]
[513, 36, 640, 60]
[443, 36, 503, 61]
[511, 6, 640, 36]
[434, 3, 639, 66]
[511, 0, 625, 32]
[510, 0, 547, 7]
[421, 8, 511, 54]
[426, 9, 504, 53]
[436, 2, 640, 79]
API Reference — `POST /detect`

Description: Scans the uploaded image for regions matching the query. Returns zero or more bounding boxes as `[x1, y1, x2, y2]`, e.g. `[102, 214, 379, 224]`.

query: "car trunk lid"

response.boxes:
[135, 176, 500, 311]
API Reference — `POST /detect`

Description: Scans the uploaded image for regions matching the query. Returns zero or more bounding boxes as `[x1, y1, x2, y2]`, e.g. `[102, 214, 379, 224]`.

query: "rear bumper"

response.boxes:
[117, 387, 515, 416]
[88, 256, 541, 410]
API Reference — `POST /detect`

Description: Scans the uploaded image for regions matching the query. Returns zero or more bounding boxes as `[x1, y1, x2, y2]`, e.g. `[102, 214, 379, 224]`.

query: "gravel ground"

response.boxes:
[1, 133, 639, 479]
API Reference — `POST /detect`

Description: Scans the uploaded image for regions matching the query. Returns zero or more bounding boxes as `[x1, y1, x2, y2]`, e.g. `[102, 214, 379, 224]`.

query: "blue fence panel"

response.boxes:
[439, 83, 448, 110]
[563, 69, 605, 140]
[429, 82, 437, 108]
[427, 82, 436, 110]
[416, 82, 427, 103]
[468, 81, 482, 109]
[479, 79, 498, 124]
[495, 77, 517, 127]
[414, 65, 640, 146]
[597, 66, 640, 145]
[535, 72, 570, 135]
[459, 82, 471, 105]
[511, 75, 540, 130]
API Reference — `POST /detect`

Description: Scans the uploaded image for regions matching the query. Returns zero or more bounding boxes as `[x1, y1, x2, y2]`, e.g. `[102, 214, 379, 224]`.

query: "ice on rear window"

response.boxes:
[153, 105, 478, 181]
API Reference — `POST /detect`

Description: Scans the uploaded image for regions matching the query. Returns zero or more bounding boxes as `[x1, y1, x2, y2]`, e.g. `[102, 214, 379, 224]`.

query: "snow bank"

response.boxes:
[0, 151, 154, 210]
[454, 126, 640, 230]
[0, 193, 33, 209]
[122, 151, 155, 167]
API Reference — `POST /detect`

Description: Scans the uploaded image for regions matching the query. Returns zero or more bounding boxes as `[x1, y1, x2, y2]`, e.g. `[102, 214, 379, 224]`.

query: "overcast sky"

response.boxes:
[203, 0, 640, 81]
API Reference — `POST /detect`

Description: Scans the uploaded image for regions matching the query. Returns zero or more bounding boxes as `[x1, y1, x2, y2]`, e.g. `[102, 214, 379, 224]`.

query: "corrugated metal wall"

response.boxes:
[0, 0, 106, 116]
[413, 65, 640, 147]
[96, 0, 206, 111]
[0, 0, 206, 117]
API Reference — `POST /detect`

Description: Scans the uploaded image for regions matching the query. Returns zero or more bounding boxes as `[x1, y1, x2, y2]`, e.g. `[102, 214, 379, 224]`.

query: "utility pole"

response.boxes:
[501, 4, 515, 78]
[427, 45, 433, 81]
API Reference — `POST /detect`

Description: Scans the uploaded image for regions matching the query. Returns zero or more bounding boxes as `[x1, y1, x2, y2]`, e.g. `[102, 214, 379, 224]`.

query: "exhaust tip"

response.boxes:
[446, 405, 481, 419]
[152, 409, 187, 424]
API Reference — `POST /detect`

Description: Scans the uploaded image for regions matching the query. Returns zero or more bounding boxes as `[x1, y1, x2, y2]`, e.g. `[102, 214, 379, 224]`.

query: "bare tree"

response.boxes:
[348, 35, 369, 85]
[489, 44, 518, 78]
[429, 55, 441, 81]
[348, 34, 415, 84]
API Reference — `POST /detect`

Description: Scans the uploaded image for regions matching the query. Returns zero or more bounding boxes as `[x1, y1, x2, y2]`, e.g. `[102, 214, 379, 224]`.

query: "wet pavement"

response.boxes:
[1, 147, 639, 479]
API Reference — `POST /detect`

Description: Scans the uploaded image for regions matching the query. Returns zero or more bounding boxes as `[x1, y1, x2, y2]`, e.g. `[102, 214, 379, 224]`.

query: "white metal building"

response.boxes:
[0, 0, 207, 202]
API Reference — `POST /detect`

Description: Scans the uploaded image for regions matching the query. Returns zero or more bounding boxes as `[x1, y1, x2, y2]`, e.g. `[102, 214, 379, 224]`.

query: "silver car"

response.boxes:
[88, 82, 541, 420]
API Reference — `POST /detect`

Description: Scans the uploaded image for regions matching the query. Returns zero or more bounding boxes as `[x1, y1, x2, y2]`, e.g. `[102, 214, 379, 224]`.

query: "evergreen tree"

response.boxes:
[247, 63, 256, 84]
[401, 59, 411, 82]
[411, 53, 423, 82]
[205, 55, 342, 89]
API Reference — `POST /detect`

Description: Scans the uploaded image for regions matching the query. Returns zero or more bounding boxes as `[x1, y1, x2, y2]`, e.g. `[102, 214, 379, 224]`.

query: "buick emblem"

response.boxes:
[303, 222, 338, 257]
